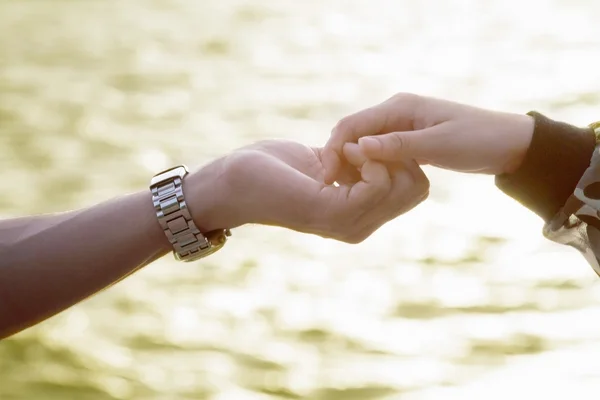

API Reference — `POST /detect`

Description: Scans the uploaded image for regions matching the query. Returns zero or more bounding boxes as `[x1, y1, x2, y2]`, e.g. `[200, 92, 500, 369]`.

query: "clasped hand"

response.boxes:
[189, 93, 534, 243]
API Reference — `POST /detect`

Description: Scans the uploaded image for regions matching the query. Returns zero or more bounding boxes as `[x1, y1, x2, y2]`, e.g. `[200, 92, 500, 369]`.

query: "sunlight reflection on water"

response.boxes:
[1, 0, 600, 399]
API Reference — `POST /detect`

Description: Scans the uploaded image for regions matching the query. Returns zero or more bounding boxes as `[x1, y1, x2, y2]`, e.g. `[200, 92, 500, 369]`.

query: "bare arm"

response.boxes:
[0, 153, 231, 339]
[0, 139, 429, 339]
[0, 190, 172, 339]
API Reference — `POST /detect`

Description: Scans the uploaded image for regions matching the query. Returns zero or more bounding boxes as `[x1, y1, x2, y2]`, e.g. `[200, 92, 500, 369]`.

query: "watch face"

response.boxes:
[150, 165, 189, 186]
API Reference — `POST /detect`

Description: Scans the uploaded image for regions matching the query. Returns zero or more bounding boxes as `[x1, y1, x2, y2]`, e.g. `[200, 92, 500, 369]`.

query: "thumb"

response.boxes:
[358, 127, 442, 161]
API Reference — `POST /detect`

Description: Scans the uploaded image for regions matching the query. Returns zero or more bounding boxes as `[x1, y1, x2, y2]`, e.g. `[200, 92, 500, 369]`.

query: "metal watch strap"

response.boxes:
[151, 169, 210, 261]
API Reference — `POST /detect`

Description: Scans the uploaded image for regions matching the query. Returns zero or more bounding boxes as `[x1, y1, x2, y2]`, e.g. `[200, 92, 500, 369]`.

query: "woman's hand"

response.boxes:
[322, 93, 535, 181]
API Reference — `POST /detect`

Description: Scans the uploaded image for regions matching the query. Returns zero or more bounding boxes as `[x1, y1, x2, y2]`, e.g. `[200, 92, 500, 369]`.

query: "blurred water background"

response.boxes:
[2, 0, 600, 399]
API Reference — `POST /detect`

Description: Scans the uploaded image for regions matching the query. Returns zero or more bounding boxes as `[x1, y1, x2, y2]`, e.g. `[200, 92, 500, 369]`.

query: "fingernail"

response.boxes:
[359, 137, 380, 152]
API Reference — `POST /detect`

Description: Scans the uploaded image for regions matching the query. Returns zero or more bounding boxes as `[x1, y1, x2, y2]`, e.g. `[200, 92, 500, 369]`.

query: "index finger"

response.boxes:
[322, 93, 419, 184]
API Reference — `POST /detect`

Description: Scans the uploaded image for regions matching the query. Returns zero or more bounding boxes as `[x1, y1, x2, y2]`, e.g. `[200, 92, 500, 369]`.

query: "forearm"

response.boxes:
[0, 189, 171, 339]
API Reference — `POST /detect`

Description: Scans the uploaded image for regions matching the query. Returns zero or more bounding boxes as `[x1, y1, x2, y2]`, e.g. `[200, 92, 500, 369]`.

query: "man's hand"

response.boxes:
[322, 93, 535, 182]
[186, 139, 429, 243]
[0, 138, 429, 338]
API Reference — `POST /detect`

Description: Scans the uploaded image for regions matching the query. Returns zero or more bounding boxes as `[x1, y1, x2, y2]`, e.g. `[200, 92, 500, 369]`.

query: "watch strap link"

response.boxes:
[152, 174, 210, 261]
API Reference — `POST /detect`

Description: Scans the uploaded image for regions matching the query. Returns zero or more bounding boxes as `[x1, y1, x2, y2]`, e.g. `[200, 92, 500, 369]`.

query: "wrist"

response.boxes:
[502, 112, 535, 174]
[183, 157, 240, 233]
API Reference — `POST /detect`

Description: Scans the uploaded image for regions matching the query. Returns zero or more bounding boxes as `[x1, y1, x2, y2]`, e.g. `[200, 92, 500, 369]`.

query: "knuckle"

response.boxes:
[390, 92, 419, 106]
[420, 176, 431, 193]
[343, 230, 371, 244]
[405, 171, 430, 207]
[243, 139, 271, 152]
[389, 133, 406, 152]
[343, 236, 361, 245]
[341, 233, 363, 244]
[414, 171, 431, 196]
[333, 116, 354, 136]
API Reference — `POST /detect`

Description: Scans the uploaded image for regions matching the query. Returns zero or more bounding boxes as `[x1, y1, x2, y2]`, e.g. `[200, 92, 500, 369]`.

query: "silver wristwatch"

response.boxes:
[150, 165, 231, 262]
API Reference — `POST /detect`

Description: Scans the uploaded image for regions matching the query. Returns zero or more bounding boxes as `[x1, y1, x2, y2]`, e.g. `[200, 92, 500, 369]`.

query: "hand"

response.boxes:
[185, 139, 429, 243]
[322, 93, 535, 181]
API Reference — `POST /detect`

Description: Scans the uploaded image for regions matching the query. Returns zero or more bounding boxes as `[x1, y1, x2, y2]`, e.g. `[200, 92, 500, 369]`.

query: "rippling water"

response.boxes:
[2, 0, 600, 399]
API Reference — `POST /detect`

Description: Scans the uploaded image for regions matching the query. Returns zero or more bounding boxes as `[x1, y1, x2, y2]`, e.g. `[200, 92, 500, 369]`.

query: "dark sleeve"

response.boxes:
[495, 112, 596, 222]
[496, 112, 600, 276]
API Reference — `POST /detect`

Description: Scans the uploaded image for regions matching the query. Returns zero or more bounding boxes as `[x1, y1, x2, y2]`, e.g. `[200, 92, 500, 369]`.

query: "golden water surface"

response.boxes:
[2, 0, 600, 399]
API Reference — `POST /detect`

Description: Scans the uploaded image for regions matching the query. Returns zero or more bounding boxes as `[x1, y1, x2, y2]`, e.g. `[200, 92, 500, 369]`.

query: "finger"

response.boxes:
[387, 160, 430, 212]
[357, 162, 409, 233]
[358, 124, 447, 162]
[346, 160, 391, 213]
[323, 105, 390, 184]
[369, 161, 428, 222]
[315, 146, 360, 185]
[342, 142, 368, 169]
[330, 97, 418, 148]
[323, 94, 420, 183]
[331, 143, 370, 184]
[322, 147, 342, 185]
[335, 159, 362, 184]
[347, 161, 428, 241]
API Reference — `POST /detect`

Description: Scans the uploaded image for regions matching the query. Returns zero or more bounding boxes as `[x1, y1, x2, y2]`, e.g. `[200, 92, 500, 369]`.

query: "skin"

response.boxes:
[0, 139, 429, 339]
[322, 93, 536, 181]
[0, 94, 537, 339]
